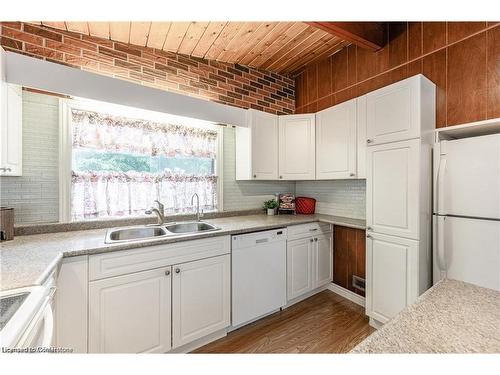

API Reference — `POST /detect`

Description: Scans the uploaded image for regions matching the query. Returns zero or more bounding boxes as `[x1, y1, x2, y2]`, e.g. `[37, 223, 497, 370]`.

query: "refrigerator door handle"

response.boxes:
[436, 216, 447, 273]
[436, 157, 447, 214]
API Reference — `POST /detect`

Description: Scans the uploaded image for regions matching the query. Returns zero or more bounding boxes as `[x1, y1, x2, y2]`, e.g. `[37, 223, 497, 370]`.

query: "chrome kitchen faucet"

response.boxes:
[145, 200, 165, 225]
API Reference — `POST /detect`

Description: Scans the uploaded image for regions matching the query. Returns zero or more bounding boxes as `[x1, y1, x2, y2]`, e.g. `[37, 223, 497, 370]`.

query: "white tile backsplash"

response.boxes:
[0, 91, 59, 224]
[296, 179, 366, 219]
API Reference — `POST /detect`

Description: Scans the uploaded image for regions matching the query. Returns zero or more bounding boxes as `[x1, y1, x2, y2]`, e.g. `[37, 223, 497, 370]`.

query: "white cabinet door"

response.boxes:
[366, 232, 419, 324]
[356, 96, 367, 178]
[366, 139, 420, 240]
[0, 47, 5, 149]
[316, 99, 357, 179]
[235, 109, 278, 180]
[0, 84, 22, 176]
[279, 114, 315, 180]
[251, 109, 279, 180]
[366, 75, 421, 145]
[313, 233, 333, 288]
[89, 267, 172, 353]
[287, 238, 314, 300]
[172, 254, 230, 348]
[56, 256, 88, 353]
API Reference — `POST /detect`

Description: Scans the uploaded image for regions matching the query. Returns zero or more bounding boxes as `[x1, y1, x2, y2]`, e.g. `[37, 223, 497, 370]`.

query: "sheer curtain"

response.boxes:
[71, 109, 218, 221]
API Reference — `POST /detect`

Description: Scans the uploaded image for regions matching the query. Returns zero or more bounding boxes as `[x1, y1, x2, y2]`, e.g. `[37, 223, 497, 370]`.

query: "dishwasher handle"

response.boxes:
[255, 238, 269, 244]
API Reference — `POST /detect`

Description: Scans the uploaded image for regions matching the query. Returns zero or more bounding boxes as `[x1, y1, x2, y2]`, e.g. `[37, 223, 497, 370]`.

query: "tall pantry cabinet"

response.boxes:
[365, 75, 436, 327]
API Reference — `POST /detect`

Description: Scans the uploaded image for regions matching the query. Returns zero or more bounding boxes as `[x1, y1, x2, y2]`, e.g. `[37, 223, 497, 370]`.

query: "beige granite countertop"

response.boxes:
[351, 279, 500, 353]
[0, 213, 365, 291]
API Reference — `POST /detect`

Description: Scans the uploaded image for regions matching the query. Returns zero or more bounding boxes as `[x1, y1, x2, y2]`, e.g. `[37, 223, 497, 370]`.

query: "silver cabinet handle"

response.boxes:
[367, 139, 373, 144]
[175, 268, 181, 274]
[367, 226, 373, 231]
[314, 238, 318, 242]
[0, 167, 12, 172]
[366, 234, 372, 239]
[309, 228, 318, 232]
[349, 173, 356, 177]
[309, 239, 314, 243]
[279, 175, 283, 179]
[165, 270, 171, 276]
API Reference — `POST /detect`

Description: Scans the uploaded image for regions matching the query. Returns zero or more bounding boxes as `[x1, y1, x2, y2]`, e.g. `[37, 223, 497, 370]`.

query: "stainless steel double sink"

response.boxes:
[105, 221, 220, 243]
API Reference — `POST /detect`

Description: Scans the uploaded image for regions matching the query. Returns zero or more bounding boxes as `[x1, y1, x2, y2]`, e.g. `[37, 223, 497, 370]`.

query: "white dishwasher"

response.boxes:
[231, 228, 287, 328]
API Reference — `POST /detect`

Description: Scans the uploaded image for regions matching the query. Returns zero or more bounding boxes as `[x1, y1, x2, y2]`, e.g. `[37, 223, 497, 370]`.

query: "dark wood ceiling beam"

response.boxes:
[305, 22, 386, 51]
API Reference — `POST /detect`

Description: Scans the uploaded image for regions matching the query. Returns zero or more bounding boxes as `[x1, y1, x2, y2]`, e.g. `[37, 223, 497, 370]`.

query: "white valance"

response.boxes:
[71, 109, 218, 158]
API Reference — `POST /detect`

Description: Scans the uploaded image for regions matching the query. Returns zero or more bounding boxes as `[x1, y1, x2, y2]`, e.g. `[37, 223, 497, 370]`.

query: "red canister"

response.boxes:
[295, 197, 316, 215]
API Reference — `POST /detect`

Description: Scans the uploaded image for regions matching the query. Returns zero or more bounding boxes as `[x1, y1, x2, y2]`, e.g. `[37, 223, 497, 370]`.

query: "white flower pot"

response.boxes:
[267, 208, 276, 216]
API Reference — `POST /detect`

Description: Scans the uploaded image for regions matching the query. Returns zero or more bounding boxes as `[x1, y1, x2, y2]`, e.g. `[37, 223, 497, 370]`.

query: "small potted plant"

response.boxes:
[263, 199, 278, 216]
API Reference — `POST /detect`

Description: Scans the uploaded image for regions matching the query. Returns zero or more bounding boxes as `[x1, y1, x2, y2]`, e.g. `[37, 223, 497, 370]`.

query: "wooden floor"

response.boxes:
[195, 290, 375, 353]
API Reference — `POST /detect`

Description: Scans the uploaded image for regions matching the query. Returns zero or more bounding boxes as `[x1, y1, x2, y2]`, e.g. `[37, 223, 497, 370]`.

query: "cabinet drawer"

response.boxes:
[89, 236, 230, 281]
[287, 222, 331, 241]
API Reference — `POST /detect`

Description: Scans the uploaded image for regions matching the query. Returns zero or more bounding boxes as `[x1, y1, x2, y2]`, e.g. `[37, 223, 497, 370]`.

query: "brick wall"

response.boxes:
[0, 22, 295, 115]
[295, 22, 499, 127]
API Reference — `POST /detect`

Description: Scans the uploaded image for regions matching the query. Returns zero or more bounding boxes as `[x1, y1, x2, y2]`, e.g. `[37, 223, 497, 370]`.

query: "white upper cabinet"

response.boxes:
[0, 47, 22, 177]
[278, 114, 315, 180]
[316, 99, 357, 179]
[236, 109, 279, 180]
[366, 75, 435, 146]
[366, 139, 420, 240]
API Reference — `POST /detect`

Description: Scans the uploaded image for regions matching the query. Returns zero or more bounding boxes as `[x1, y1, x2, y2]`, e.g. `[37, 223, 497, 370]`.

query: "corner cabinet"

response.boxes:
[235, 98, 368, 181]
[0, 47, 22, 176]
[235, 109, 278, 180]
[287, 223, 332, 301]
[278, 114, 316, 180]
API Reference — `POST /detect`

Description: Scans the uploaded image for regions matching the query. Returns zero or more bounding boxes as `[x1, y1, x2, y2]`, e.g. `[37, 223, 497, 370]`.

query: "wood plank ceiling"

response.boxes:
[34, 22, 349, 74]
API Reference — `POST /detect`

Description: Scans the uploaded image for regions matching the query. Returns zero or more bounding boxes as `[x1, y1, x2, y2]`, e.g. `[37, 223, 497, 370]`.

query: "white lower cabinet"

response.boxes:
[366, 232, 419, 324]
[172, 254, 230, 348]
[314, 233, 333, 287]
[89, 267, 172, 353]
[88, 252, 231, 353]
[287, 238, 314, 300]
[287, 226, 333, 301]
[56, 256, 88, 353]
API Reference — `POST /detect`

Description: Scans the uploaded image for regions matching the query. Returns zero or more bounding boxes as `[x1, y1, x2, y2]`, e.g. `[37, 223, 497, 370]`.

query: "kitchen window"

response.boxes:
[59, 99, 222, 222]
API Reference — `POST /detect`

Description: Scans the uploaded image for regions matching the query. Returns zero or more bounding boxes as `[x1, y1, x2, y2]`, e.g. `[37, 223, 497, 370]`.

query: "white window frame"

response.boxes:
[58, 98, 224, 222]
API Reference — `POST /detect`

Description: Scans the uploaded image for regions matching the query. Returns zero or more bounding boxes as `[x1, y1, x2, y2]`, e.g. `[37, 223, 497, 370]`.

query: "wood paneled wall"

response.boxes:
[333, 226, 366, 296]
[295, 22, 500, 127]
[0, 22, 295, 115]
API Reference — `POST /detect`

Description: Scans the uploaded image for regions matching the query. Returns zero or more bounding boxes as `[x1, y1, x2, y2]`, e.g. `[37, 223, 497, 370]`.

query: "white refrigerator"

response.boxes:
[434, 133, 500, 290]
